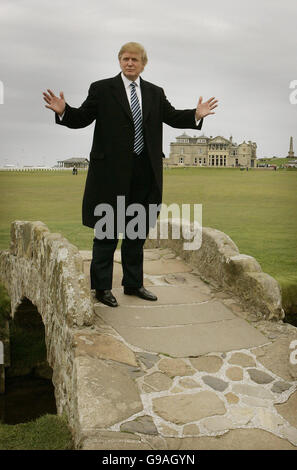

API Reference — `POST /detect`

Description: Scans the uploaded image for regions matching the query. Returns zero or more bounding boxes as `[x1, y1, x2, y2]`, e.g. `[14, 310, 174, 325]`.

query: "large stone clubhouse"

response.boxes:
[166, 133, 257, 168]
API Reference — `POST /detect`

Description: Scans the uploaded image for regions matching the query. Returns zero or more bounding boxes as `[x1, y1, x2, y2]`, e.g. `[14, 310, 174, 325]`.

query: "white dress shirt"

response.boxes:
[121, 72, 142, 113]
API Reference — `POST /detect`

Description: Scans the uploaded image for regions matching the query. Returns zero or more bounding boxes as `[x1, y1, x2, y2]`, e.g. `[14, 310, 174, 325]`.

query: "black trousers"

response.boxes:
[90, 149, 154, 290]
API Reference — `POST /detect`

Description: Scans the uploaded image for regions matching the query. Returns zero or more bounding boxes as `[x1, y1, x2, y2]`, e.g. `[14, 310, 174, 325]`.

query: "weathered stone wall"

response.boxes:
[0, 221, 94, 432]
[145, 219, 284, 321]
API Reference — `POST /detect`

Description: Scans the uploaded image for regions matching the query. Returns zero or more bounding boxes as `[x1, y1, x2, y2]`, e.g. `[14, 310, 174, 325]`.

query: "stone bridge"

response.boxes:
[0, 220, 296, 450]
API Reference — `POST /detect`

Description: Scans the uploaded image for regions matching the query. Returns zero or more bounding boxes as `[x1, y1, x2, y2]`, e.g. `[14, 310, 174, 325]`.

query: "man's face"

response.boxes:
[119, 51, 145, 81]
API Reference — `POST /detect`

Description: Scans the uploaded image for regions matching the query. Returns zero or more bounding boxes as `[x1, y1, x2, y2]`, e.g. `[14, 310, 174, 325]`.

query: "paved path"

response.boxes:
[78, 248, 297, 450]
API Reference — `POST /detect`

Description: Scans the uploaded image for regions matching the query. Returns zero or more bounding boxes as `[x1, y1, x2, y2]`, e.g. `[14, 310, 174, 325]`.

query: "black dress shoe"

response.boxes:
[124, 286, 158, 301]
[95, 289, 118, 307]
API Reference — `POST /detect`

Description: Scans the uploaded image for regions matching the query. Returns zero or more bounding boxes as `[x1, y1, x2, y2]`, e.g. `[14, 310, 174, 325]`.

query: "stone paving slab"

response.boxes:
[161, 272, 213, 291]
[80, 427, 297, 450]
[77, 248, 297, 450]
[112, 318, 268, 357]
[73, 332, 138, 366]
[143, 258, 193, 275]
[162, 429, 297, 450]
[276, 391, 297, 427]
[81, 431, 152, 450]
[95, 301, 235, 328]
[152, 390, 226, 424]
[75, 356, 143, 430]
[110, 285, 212, 306]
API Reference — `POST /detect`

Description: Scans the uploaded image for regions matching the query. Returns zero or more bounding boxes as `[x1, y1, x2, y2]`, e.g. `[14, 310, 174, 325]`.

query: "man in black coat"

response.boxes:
[43, 42, 218, 307]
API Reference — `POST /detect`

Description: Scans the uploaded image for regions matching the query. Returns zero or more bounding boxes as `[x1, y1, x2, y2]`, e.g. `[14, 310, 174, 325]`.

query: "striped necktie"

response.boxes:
[130, 82, 144, 155]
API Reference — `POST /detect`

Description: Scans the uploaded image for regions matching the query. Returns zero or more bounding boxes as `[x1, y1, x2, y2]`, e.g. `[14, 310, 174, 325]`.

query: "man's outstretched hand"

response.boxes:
[43, 89, 66, 116]
[195, 96, 218, 121]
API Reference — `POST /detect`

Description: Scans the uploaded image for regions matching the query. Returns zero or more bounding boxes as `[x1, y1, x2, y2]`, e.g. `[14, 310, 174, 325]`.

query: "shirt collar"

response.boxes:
[121, 72, 141, 89]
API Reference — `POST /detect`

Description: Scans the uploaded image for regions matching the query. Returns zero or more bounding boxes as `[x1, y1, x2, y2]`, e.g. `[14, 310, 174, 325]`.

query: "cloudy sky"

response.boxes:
[0, 0, 296, 167]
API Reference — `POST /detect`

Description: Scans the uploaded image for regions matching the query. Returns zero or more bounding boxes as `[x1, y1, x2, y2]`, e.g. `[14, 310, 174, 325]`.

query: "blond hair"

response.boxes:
[118, 42, 148, 66]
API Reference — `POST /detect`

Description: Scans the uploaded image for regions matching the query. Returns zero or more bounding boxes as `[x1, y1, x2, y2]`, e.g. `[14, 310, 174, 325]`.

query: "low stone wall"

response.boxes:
[145, 219, 284, 321]
[0, 220, 94, 431]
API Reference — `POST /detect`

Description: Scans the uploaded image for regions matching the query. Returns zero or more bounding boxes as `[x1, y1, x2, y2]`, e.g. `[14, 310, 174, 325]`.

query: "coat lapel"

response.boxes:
[140, 77, 152, 124]
[110, 73, 152, 124]
[110, 73, 133, 123]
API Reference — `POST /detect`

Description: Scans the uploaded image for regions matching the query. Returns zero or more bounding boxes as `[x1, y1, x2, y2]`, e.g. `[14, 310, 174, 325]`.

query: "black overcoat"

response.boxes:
[56, 73, 203, 228]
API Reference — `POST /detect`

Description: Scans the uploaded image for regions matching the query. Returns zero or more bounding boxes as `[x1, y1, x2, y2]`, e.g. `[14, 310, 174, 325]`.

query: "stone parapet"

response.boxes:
[4, 220, 93, 327]
[0, 220, 94, 433]
[145, 219, 284, 321]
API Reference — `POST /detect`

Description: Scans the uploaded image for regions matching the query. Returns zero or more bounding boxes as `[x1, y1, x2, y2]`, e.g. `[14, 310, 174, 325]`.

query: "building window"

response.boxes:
[179, 157, 184, 164]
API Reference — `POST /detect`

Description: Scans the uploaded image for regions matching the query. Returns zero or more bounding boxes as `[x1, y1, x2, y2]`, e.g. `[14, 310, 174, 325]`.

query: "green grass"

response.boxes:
[0, 168, 296, 313]
[257, 156, 297, 167]
[163, 167, 297, 314]
[0, 414, 74, 450]
[0, 170, 94, 250]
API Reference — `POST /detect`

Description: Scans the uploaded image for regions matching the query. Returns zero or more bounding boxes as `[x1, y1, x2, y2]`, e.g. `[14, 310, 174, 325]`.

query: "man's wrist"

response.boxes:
[58, 108, 66, 120]
[195, 112, 201, 125]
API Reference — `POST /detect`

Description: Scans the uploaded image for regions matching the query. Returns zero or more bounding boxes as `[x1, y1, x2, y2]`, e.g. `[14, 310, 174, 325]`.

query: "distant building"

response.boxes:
[287, 136, 295, 158]
[57, 157, 89, 168]
[285, 159, 297, 168]
[166, 133, 257, 168]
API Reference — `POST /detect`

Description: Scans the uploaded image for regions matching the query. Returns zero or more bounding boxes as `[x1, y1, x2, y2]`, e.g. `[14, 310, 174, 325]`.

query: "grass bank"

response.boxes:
[0, 414, 73, 450]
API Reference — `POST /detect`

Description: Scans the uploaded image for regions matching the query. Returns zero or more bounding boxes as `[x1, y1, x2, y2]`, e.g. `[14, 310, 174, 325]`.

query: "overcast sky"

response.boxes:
[0, 0, 296, 167]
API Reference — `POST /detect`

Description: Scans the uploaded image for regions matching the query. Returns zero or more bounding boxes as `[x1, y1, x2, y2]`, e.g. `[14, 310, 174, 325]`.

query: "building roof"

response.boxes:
[208, 136, 231, 143]
[176, 132, 192, 139]
[58, 157, 89, 163]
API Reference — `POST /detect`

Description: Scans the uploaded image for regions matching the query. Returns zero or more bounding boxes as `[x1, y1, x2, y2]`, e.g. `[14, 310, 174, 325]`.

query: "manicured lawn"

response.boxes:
[0, 414, 73, 450]
[163, 167, 297, 314]
[0, 168, 296, 313]
[0, 170, 93, 250]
